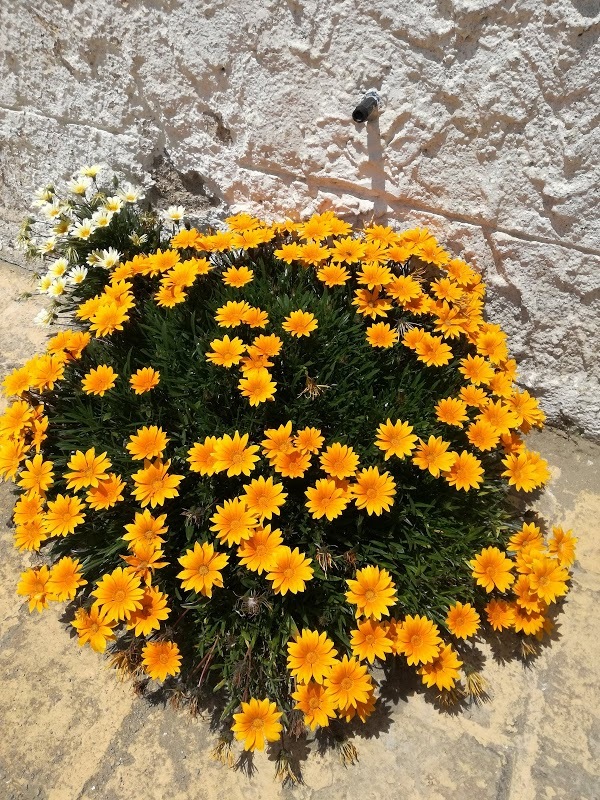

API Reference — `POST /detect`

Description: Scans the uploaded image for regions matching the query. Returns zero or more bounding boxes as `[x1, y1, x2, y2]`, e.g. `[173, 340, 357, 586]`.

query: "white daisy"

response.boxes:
[164, 205, 186, 222]
[97, 248, 122, 269]
[34, 308, 55, 327]
[104, 196, 123, 213]
[79, 163, 106, 178]
[32, 187, 55, 207]
[91, 209, 114, 228]
[71, 221, 96, 240]
[39, 237, 57, 254]
[48, 258, 69, 277]
[42, 201, 64, 220]
[68, 177, 93, 195]
[118, 183, 145, 203]
[53, 219, 71, 235]
[49, 277, 67, 296]
[38, 275, 54, 294]
[67, 266, 88, 285]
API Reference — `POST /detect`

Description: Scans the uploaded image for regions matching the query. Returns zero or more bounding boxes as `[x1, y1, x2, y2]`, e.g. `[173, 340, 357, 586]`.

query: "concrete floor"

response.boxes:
[0, 261, 598, 800]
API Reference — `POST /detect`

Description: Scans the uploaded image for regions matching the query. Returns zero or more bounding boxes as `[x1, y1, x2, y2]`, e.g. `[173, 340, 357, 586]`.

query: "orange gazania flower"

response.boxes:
[375, 419, 418, 460]
[467, 419, 500, 451]
[350, 619, 393, 663]
[237, 525, 283, 574]
[47, 556, 87, 601]
[92, 567, 144, 621]
[212, 431, 259, 477]
[187, 436, 220, 476]
[291, 682, 337, 730]
[395, 615, 442, 665]
[282, 310, 318, 337]
[81, 364, 117, 396]
[142, 640, 182, 681]
[17, 565, 52, 612]
[210, 497, 258, 546]
[287, 629, 338, 683]
[444, 451, 484, 491]
[458, 354, 495, 385]
[129, 367, 160, 394]
[352, 467, 396, 516]
[435, 397, 468, 427]
[330, 237, 365, 264]
[346, 565, 397, 619]
[86, 473, 126, 510]
[366, 322, 398, 348]
[548, 527, 577, 568]
[267, 546, 314, 595]
[42, 494, 86, 537]
[121, 542, 169, 585]
[231, 698, 283, 752]
[14, 518, 48, 551]
[325, 656, 373, 709]
[177, 540, 229, 596]
[13, 492, 44, 526]
[251, 334, 283, 357]
[131, 459, 183, 508]
[64, 447, 112, 491]
[222, 266, 253, 287]
[238, 367, 277, 406]
[414, 334, 453, 367]
[71, 602, 117, 652]
[17, 453, 54, 494]
[470, 546, 515, 593]
[305, 478, 350, 521]
[501, 451, 550, 492]
[126, 586, 170, 636]
[319, 442, 359, 479]
[418, 644, 462, 691]
[446, 601, 480, 639]
[242, 476, 287, 520]
[123, 510, 168, 548]
[412, 436, 456, 477]
[214, 299, 251, 328]
[485, 598, 515, 631]
[317, 263, 350, 287]
[126, 425, 170, 460]
[352, 287, 392, 319]
[206, 335, 246, 368]
[242, 305, 269, 328]
[294, 427, 324, 454]
[528, 557, 569, 603]
[273, 448, 311, 479]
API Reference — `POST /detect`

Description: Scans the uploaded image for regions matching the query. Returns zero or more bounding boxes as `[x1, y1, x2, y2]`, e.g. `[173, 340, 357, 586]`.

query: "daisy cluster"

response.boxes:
[2, 199, 578, 760]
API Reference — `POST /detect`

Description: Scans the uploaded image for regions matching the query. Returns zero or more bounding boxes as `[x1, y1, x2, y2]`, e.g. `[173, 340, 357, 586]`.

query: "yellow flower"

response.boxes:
[352, 467, 396, 515]
[418, 644, 462, 690]
[267, 546, 314, 595]
[242, 476, 287, 520]
[305, 478, 350, 521]
[292, 682, 337, 730]
[395, 615, 442, 665]
[446, 601, 480, 639]
[92, 567, 144, 622]
[42, 494, 86, 536]
[131, 459, 183, 508]
[485, 599, 515, 631]
[238, 367, 277, 405]
[123, 510, 168, 548]
[330, 237, 365, 264]
[414, 334, 453, 367]
[375, 419, 418, 460]
[325, 656, 372, 709]
[17, 453, 54, 494]
[319, 442, 359, 479]
[366, 322, 399, 348]
[287, 629, 338, 683]
[212, 431, 259, 477]
[242, 306, 269, 328]
[177, 540, 229, 596]
[142, 641, 182, 681]
[251, 334, 283, 357]
[129, 367, 160, 394]
[47, 556, 87, 601]
[237, 525, 283, 573]
[72, 602, 117, 652]
[187, 436, 220, 476]
[206, 335, 246, 367]
[352, 287, 392, 319]
[64, 448, 112, 491]
[282, 309, 318, 337]
[210, 497, 258, 546]
[125, 586, 170, 636]
[126, 426, 169, 461]
[86, 473, 126, 510]
[273, 448, 312, 479]
[444, 451, 484, 491]
[81, 365, 117, 396]
[214, 300, 251, 327]
[350, 619, 393, 663]
[528, 557, 569, 603]
[17, 565, 52, 612]
[231, 698, 283, 751]
[435, 397, 468, 427]
[294, 427, 324, 454]
[346, 565, 397, 619]
[222, 265, 254, 287]
[548, 526, 577, 568]
[470, 547, 515, 593]
[412, 436, 456, 477]
[317, 263, 350, 287]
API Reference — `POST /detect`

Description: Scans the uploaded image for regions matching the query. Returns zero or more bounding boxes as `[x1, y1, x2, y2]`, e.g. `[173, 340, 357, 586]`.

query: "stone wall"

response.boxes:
[1, 0, 599, 436]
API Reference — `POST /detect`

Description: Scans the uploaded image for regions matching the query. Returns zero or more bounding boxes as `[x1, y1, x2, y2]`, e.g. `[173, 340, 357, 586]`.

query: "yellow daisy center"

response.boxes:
[411, 634, 422, 647]
[197, 565, 209, 576]
[283, 568, 294, 579]
[114, 590, 126, 602]
[308, 697, 320, 710]
[255, 544, 266, 556]
[364, 589, 376, 602]
[251, 718, 264, 730]
[365, 634, 375, 645]
[340, 677, 353, 690]
[305, 651, 318, 664]
[90, 623, 100, 634]
[159, 653, 169, 664]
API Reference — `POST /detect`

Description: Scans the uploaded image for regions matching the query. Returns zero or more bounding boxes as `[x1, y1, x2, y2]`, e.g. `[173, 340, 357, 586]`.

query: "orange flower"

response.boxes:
[242, 476, 287, 520]
[287, 629, 338, 683]
[142, 641, 182, 681]
[267, 546, 313, 595]
[282, 310, 318, 337]
[47, 556, 87, 601]
[238, 367, 277, 406]
[470, 547, 515, 593]
[352, 467, 396, 515]
[212, 432, 259, 477]
[485, 599, 515, 631]
[72, 602, 117, 652]
[231, 698, 283, 751]
[123, 510, 168, 548]
[366, 322, 398, 348]
[92, 567, 144, 621]
[210, 498, 258, 546]
[418, 644, 462, 690]
[177, 540, 229, 596]
[446, 601, 480, 639]
[237, 525, 283, 573]
[325, 656, 372, 709]
[81, 365, 117, 396]
[412, 436, 456, 477]
[126, 426, 169, 460]
[129, 367, 160, 394]
[320, 442, 359, 479]
[350, 619, 393, 663]
[444, 451, 484, 491]
[346, 565, 397, 619]
[131, 459, 183, 508]
[86, 473, 126, 510]
[305, 478, 350, 521]
[375, 419, 418, 460]
[126, 586, 170, 636]
[395, 615, 442, 665]
[187, 436, 220, 476]
[17, 565, 52, 612]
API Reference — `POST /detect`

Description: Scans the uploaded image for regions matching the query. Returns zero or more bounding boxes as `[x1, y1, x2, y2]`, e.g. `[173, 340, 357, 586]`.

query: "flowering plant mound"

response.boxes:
[5, 166, 577, 767]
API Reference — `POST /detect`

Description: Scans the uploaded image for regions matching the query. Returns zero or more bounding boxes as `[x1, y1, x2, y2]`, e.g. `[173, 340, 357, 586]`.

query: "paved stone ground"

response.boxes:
[0, 261, 598, 800]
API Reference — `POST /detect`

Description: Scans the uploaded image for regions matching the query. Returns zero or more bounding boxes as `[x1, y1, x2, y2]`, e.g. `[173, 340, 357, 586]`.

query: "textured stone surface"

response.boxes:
[0, 262, 599, 800]
[1, 0, 599, 436]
